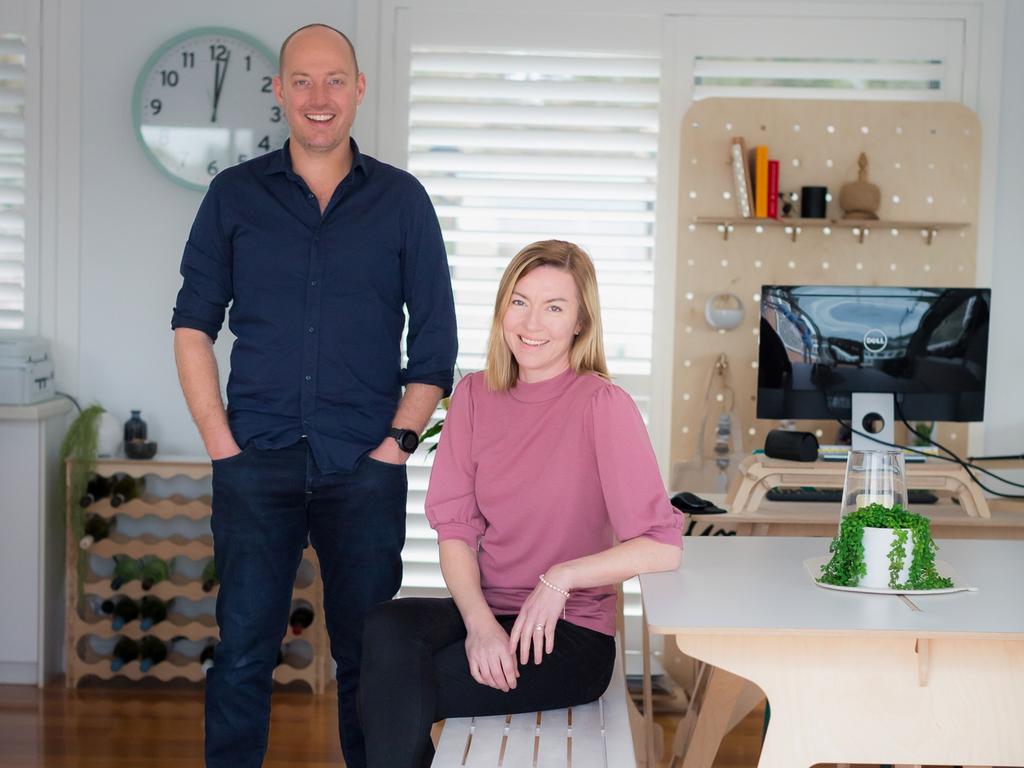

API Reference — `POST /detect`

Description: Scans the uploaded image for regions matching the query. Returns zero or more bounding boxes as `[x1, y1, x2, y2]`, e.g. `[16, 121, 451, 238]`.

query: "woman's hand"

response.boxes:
[508, 574, 569, 666]
[465, 618, 519, 692]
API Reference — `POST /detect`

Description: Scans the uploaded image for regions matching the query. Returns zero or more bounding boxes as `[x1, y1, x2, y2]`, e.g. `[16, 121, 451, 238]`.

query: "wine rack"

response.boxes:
[65, 457, 329, 692]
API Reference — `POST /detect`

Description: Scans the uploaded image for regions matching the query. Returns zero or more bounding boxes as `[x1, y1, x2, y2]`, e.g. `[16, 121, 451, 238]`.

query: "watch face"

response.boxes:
[133, 28, 290, 191]
[397, 430, 419, 452]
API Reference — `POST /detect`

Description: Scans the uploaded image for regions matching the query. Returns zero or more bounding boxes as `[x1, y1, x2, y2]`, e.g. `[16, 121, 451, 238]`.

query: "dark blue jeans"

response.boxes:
[205, 440, 407, 768]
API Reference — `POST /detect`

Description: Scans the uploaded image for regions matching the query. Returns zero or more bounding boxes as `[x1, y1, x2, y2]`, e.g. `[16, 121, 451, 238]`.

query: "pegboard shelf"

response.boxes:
[672, 98, 981, 476]
[693, 216, 970, 243]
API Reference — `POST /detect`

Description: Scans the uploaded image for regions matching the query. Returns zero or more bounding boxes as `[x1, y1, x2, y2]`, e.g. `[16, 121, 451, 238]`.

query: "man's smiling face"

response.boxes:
[273, 26, 365, 156]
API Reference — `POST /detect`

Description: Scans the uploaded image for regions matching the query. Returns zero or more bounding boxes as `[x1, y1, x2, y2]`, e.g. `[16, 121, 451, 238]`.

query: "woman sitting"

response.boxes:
[360, 240, 683, 768]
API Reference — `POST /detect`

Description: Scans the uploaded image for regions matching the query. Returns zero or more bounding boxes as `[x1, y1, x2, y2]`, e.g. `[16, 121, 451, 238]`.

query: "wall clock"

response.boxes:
[133, 27, 290, 191]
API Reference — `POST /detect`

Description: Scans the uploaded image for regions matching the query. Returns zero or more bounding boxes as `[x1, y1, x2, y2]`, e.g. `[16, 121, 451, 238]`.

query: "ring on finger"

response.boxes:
[534, 623, 545, 632]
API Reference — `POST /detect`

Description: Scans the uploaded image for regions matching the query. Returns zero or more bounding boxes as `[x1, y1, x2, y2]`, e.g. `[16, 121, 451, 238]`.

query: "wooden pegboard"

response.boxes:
[670, 98, 981, 469]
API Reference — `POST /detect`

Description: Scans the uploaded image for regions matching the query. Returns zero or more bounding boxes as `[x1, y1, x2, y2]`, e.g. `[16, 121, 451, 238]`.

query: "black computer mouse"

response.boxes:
[671, 491, 728, 515]
[671, 491, 710, 511]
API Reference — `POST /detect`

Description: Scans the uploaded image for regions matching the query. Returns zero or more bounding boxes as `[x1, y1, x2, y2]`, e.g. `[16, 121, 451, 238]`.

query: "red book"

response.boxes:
[767, 160, 780, 219]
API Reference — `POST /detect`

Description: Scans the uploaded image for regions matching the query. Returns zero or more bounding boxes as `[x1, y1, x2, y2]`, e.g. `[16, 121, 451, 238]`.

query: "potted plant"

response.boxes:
[818, 503, 953, 590]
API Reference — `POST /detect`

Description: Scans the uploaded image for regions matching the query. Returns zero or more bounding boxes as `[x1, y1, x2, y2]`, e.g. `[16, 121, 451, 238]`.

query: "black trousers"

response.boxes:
[359, 597, 616, 768]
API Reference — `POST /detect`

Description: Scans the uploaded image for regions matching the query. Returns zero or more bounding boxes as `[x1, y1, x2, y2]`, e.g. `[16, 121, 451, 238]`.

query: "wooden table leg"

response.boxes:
[667, 660, 761, 768]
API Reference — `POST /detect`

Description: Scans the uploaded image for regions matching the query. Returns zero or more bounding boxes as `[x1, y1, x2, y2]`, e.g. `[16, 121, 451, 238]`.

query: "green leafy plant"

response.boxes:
[59, 405, 105, 598]
[910, 421, 935, 447]
[818, 503, 953, 589]
[419, 396, 450, 455]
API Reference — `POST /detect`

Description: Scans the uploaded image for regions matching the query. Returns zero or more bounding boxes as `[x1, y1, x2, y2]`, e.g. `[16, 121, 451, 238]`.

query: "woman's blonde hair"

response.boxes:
[484, 240, 610, 391]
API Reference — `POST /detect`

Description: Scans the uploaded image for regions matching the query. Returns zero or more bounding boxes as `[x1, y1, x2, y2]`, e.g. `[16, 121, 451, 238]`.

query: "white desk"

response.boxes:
[640, 536, 1024, 768]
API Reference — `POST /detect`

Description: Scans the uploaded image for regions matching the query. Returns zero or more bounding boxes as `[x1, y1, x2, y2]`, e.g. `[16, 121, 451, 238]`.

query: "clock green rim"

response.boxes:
[131, 26, 281, 193]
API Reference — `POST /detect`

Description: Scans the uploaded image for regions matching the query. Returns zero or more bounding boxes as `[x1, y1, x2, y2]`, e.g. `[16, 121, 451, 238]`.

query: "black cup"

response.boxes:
[800, 186, 828, 219]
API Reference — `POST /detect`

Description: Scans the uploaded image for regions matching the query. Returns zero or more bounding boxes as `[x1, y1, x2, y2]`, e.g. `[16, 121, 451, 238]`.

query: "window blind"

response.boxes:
[0, 35, 26, 331]
[693, 55, 947, 101]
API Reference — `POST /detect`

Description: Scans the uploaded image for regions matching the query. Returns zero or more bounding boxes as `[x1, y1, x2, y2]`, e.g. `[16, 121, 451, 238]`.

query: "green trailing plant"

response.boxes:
[818, 503, 954, 590]
[59, 405, 105, 599]
[419, 396, 450, 455]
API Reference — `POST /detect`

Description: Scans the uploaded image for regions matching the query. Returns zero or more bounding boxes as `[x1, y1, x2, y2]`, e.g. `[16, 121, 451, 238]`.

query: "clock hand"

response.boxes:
[211, 60, 221, 122]
[211, 53, 230, 122]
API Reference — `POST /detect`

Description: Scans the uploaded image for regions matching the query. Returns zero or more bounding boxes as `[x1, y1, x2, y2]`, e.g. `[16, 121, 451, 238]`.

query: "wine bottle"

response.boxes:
[201, 559, 218, 592]
[110, 556, 141, 589]
[140, 556, 170, 590]
[289, 604, 314, 636]
[200, 643, 216, 674]
[110, 474, 144, 507]
[139, 596, 168, 630]
[79, 513, 115, 550]
[110, 637, 140, 671]
[124, 410, 148, 443]
[109, 597, 139, 630]
[139, 636, 167, 672]
[79, 475, 112, 507]
[92, 593, 115, 618]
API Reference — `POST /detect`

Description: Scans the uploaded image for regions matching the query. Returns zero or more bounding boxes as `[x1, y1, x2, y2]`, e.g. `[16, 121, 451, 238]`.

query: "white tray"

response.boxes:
[804, 556, 978, 595]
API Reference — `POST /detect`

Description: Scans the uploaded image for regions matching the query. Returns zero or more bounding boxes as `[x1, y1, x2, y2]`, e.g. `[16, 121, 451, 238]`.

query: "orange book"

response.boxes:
[749, 145, 769, 217]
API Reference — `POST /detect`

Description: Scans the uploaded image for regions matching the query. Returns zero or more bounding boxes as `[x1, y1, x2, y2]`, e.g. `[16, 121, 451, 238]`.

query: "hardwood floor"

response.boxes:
[0, 682, 769, 768]
[0, 684, 343, 768]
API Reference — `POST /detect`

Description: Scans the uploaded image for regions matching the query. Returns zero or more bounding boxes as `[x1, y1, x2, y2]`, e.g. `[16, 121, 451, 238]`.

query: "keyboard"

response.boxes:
[765, 487, 939, 505]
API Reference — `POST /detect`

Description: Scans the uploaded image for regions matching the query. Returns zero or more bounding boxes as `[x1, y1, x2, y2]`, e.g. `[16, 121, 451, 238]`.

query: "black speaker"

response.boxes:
[764, 429, 819, 462]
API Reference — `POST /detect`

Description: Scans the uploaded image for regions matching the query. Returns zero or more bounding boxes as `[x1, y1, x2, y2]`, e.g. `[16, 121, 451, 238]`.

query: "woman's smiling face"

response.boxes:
[501, 266, 581, 383]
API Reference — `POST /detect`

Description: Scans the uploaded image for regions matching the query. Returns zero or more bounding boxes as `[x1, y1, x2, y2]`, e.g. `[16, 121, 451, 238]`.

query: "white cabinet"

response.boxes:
[0, 398, 72, 684]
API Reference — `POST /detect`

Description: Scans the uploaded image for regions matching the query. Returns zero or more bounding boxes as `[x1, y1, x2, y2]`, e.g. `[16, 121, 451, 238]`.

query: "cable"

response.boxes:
[966, 452, 1024, 462]
[834, 416, 1024, 499]
[898, 415, 1024, 495]
[893, 399, 1024, 491]
[55, 390, 82, 415]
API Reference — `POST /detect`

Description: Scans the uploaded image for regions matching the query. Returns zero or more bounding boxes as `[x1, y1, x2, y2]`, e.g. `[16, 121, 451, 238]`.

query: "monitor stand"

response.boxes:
[851, 392, 895, 451]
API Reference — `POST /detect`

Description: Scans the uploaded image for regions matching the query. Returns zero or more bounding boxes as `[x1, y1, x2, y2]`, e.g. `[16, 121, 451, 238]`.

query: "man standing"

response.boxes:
[171, 23, 457, 768]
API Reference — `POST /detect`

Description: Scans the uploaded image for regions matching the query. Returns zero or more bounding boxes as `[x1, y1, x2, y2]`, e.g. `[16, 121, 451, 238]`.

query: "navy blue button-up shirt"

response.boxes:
[171, 140, 457, 472]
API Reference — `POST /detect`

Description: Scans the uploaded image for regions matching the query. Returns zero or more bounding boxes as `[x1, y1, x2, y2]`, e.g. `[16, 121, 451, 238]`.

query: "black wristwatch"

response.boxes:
[389, 427, 420, 454]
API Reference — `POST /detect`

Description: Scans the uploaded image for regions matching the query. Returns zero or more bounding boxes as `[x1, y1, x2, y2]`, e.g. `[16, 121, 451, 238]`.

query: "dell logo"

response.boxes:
[863, 329, 889, 353]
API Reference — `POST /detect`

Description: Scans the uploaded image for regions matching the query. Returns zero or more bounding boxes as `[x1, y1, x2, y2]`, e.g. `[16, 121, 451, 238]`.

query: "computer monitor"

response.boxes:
[757, 285, 990, 449]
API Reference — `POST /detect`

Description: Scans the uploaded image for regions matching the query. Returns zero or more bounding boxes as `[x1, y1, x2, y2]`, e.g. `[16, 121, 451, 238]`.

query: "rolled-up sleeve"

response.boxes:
[425, 376, 486, 548]
[171, 177, 233, 341]
[399, 181, 458, 396]
[589, 386, 683, 547]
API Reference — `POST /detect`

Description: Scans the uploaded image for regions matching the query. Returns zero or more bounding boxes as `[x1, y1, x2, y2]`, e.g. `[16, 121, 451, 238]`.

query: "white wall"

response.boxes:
[75, 1, 357, 454]
[984, 0, 1024, 455]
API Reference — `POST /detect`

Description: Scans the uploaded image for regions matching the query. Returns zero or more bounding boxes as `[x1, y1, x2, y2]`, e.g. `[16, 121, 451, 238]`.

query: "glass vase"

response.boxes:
[840, 450, 908, 518]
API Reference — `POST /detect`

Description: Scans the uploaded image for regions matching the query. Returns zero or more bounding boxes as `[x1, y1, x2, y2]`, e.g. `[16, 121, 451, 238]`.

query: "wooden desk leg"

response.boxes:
[668, 658, 760, 768]
[675, 634, 1024, 768]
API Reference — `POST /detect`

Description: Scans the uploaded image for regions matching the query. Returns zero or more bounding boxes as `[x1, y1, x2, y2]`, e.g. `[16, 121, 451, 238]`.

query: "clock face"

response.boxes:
[133, 28, 290, 191]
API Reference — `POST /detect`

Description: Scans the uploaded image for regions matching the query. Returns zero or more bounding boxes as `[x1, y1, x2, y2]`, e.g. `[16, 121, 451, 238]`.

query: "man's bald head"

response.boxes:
[279, 23, 359, 76]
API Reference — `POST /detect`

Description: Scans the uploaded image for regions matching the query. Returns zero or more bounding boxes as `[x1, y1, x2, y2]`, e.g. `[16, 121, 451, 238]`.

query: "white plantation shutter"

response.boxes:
[398, 45, 661, 597]
[0, 35, 26, 331]
[678, 16, 966, 104]
[693, 56, 948, 101]
[410, 47, 659, 388]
